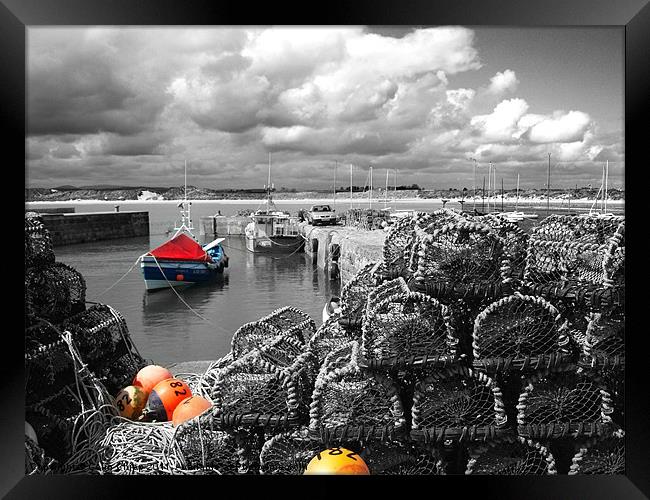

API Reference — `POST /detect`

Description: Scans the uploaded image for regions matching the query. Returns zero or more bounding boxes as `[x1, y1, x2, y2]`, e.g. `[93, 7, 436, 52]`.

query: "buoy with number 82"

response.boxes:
[143, 378, 192, 422]
[304, 447, 370, 475]
[114, 385, 148, 420]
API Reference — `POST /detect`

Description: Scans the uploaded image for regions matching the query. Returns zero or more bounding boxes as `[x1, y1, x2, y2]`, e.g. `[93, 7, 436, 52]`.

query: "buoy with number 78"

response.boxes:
[304, 447, 370, 475]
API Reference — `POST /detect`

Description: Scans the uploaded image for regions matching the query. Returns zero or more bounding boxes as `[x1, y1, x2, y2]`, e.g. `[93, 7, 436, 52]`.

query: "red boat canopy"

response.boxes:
[147, 233, 211, 262]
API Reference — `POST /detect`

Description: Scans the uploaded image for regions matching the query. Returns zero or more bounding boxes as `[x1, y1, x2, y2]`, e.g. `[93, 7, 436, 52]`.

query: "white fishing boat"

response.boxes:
[244, 154, 304, 254]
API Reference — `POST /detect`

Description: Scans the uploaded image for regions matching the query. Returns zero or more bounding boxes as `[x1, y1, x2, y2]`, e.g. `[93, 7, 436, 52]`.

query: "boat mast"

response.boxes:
[515, 173, 520, 211]
[501, 177, 504, 212]
[267, 152, 272, 212]
[546, 153, 551, 215]
[384, 169, 389, 209]
[369, 166, 373, 210]
[333, 160, 337, 206]
[605, 159, 609, 213]
[350, 164, 353, 210]
[393, 169, 397, 208]
[487, 162, 492, 213]
[471, 157, 477, 211]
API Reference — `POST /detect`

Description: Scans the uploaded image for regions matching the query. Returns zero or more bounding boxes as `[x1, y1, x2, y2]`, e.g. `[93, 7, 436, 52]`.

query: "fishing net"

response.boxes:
[174, 417, 262, 474]
[381, 213, 433, 280]
[309, 342, 406, 442]
[180, 352, 236, 401]
[25, 437, 58, 475]
[99, 420, 188, 474]
[339, 262, 382, 330]
[411, 220, 509, 299]
[209, 349, 311, 430]
[60, 304, 147, 395]
[231, 306, 315, 359]
[410, 365, 508, 443]
[361, 441, 446, 475]
[578, 311, 624, 371]
[307, 313, 360, 365]
[523, 216, 624, 289]
[472, 293, 573, 372]
[465, 436, 557, 475]
[25, 262, 86, 324]
[568, 429, 625, 475]
[25, 212, 55, 268]
[516, 369, 614, 439]
[360, 286, 458, 369]
[259, 427, 324, 474]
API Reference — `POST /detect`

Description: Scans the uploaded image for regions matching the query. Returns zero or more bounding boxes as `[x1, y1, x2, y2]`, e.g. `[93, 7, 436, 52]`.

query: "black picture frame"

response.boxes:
[7, 0, 647, 497]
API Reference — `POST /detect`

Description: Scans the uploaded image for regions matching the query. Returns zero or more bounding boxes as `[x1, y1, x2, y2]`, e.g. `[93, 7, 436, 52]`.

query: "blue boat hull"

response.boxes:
[140, 257, 224, 291]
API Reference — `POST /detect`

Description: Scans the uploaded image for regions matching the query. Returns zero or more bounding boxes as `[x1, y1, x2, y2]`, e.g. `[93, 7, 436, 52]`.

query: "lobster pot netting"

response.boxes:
[25, 262, 86, 324]
[475, 214, 530, 286]
[466, 436, 557, 475]
[411, 366, 508, 443]
[532, 215, 624, 245]
[568, 430, 625, 475]
[362, 441, 446, 475]
[25, 212, 55, 268]
[579, 311, 624, 371]
[210, 350, 311, 430]
[231, 306, 315, 359]
[523, 218, 624, 289]
[307, 313, 359, 365]
[412, 221, 509, 295]
[61, 304, 147, 395]
[309, 346, 406, 441]
[339, 262, 382, 328]
[361, 289, 458, 369]
[381, 213, 433, 280]
[516, 369, 614, 439]
[472, 293, 572, 372]
[175, 417, 262, 474]
[365, 277, 412, 312]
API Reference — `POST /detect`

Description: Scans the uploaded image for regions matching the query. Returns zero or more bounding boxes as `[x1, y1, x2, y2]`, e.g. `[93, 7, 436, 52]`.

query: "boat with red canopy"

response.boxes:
[140, 161, 228, 291]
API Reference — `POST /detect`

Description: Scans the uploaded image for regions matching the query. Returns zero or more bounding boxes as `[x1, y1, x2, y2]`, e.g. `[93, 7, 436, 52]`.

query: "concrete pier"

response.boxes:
[299, 223, 385, 285]
[41, 211, 149, 246]
[200, 215, 249, 236]
[25, 207, 75, 214]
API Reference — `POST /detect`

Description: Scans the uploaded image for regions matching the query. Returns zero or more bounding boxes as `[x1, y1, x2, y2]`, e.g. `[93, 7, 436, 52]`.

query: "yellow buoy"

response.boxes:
[114, 385, 148, 420]
[304, 447, 370, 475]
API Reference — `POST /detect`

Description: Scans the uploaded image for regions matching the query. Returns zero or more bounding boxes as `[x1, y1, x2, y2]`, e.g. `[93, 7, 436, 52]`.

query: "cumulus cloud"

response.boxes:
[487, 70, 519, 94]
[470, 98, 530, 141]
[526, 110, 592, 143]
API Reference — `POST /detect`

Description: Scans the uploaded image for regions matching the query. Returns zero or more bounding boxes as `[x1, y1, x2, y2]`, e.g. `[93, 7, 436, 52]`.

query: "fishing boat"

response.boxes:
[140, 162, 229, 292]
[244, 155, 304, 253]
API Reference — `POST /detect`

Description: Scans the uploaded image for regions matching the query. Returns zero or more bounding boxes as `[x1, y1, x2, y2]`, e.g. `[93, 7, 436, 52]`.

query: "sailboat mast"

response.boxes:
[350, 164, 353, 210]
[384, 169, 389, 208]
[369, 166, 373, 210]
[516, 173, 520, 210]
[267, 153, 272, 212]
[501, 177, 504, 212]
[605, 160, 609, 213]
[546, 153, 551, 215]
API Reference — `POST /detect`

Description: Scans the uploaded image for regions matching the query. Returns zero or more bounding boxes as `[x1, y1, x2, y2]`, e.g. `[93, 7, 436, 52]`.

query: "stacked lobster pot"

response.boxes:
[24, 212, 146, 472]
[173, 306, 318, 474]
[512, 214, 625, 474]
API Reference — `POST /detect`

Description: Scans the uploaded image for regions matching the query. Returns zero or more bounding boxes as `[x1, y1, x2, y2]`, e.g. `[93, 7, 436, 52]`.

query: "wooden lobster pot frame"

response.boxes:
[309, 341, 407, 442]
[231, 306, 315, 359]
[25, 212, 55, 268]
[410, 365, 509, 444]
[522, 217, 624, 290]
[174, 417, 262, 474]
[472, 293, 573, 373]
[338, 262, 383, 330]
[210, 349, 312, 431]
[360, 287, 460, 369]
[25, 262, 87, 324]
[568, 429, 625, 475]
[465, 435, 557, 475]
[577, 310, 624, 371]
[307, 313, 359, 365]
[516, 368, 615, 439]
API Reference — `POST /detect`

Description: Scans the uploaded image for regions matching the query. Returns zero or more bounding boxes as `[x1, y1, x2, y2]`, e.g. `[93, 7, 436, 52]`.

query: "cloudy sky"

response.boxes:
[26, 26, 624, 190]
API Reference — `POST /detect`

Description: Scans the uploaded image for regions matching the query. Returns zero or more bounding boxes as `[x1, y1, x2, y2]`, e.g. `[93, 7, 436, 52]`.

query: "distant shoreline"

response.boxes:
[26, 197, 624, 206]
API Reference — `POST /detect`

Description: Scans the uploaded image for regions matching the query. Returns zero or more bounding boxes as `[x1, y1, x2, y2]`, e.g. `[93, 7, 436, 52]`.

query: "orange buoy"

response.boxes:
[143, 378, 192, 422]
[132, 365, 174, 396]
[172, 395, 212, 426]
[114, 385, 148, 420]
[304, 447, 370, 475]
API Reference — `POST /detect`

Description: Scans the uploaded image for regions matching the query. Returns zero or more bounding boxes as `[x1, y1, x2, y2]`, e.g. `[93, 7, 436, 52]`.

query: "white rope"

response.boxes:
[91, 255, 143, 300]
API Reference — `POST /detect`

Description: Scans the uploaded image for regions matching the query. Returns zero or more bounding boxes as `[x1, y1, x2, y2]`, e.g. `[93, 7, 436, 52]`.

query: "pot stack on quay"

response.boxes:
[24, 209, 625, 475]
[25, 212, 148, 474]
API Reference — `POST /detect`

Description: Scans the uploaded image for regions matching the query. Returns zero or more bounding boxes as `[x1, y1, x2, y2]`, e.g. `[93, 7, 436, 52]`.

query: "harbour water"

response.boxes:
[26, 199, 623, 366]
